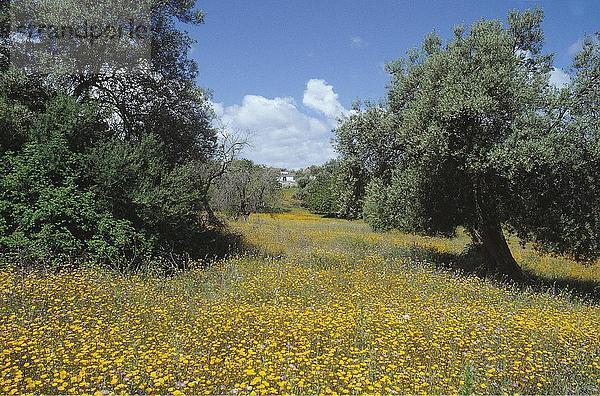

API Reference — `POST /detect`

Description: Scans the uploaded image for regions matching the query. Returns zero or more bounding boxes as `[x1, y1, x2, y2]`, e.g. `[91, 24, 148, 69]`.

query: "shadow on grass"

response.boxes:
[321, 213, 342, 219]
[157, 223, 260, 275]
[397, 245, 600, 303]
[194, 228, 253, 262]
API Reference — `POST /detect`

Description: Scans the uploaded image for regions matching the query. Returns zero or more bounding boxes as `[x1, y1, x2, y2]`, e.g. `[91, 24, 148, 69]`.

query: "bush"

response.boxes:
[0, 97, 153, 268]
[0, 94, 219, 270]
[0, 1, 231, 272]
[298, 160, 341, 216]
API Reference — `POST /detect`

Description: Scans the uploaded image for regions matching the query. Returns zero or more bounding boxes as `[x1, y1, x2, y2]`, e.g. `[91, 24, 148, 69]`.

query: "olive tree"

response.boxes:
[297, 159, 342, 215]
[367, 9, 600, 277]
[333, 104, 400, 219]
[211, 159, 280, 219]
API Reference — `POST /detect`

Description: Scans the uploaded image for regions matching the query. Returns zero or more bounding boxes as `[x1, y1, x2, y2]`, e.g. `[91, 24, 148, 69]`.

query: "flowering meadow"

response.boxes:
[1, 210, 599, 395]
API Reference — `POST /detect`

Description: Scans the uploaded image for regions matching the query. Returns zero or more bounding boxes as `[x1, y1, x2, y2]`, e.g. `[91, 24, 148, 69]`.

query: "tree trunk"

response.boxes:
[471, 221, 523, 279]
[201, 197, 223, 228]
[471, 178, 523, 279]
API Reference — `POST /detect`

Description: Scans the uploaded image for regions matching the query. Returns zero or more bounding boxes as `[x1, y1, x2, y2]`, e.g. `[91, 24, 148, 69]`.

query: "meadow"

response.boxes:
[1, 203, 599, 394]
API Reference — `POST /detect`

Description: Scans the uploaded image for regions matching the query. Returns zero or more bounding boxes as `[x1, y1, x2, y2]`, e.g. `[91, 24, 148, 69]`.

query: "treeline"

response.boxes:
[211, 159, 280, 219]
[298, 9, 600, 277]
[0, 2, 278, 271]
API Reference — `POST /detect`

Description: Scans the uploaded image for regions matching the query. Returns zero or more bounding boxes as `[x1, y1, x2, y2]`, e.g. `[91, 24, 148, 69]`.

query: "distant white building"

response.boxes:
[278, 170, 298, 188]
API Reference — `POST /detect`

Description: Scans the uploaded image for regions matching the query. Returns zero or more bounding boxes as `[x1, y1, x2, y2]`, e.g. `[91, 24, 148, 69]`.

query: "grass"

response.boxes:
[241, 210, 600, 285]
[1, 208, 599, 394]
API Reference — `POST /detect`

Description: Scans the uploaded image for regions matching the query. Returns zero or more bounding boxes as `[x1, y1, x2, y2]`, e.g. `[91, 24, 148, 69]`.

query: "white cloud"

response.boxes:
[351, 36, 366, 48]
[212, 80, 348, 169]
[302, 79, 347, 121]
[568, 36, 599, 56]
[211, 101, 224, 118]
[569, 1, 584, 16]
[549, 67, 571, 88]
[568, 39, 584, 56]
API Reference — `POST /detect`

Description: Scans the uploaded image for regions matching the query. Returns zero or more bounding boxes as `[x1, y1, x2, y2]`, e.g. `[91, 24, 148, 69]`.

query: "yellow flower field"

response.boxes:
[1, 210, 599, 394]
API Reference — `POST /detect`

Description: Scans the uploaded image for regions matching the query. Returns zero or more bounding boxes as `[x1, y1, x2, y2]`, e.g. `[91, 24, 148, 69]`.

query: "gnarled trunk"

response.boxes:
[472, 178, 523, 279]
[471, 220, 523, 279]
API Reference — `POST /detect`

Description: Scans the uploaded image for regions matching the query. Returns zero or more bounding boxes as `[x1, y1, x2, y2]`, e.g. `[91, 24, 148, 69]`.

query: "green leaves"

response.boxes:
[0, 0, 228, 270]
[298, 160, 342, 216]
[336, 9, 600, 270]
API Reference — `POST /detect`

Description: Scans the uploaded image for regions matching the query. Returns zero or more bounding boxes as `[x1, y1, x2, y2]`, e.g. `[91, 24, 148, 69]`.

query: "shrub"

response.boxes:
[0, 97, 153, 268]
[0, 94, 218, 270]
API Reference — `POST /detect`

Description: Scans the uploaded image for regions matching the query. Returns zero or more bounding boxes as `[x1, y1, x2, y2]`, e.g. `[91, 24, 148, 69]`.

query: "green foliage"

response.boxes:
[294, 166, 320, 189]
[0, 96, 151, 267]
[335, 103, 399, 181]
[458, 363, 476, 395]
[0, 1, 228, 271]
[338, 9, 600, 273]
[364, 164, 462, 237]
[297, 160, 341, 215]
[362, 178, 392, 231]
[87, 134, 212, 259]
[0, 89, 220, 270]
[496, 128, 600, 261]
[332, 104, 399, 219]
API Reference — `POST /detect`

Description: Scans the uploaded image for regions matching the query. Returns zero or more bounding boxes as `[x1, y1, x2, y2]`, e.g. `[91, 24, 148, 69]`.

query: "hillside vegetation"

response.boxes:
[2, 209, 598, 395]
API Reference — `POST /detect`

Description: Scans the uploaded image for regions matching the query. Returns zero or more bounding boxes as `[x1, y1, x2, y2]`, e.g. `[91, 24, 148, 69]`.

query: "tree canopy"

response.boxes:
[333, 9, 600, 277]
[0, 1, 234, 270]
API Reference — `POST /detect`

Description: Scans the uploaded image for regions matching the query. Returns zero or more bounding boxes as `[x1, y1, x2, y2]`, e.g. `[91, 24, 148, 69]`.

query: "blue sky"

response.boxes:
[188, 0, 599, 169]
